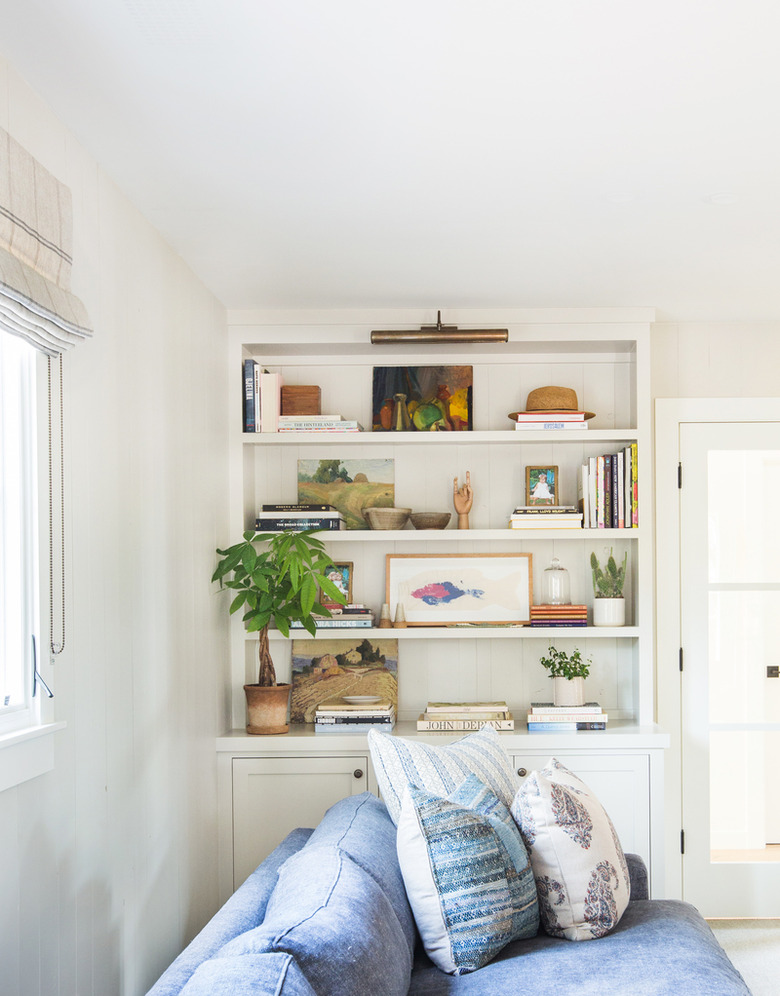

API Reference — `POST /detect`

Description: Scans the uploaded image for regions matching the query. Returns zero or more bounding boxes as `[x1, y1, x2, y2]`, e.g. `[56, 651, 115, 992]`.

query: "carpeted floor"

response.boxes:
[708, 919, 780, 996]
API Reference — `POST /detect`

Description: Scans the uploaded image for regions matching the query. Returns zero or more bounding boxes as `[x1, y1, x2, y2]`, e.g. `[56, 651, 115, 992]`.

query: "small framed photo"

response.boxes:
[526, 465, 559, 506]
[323, 561, 353, 603]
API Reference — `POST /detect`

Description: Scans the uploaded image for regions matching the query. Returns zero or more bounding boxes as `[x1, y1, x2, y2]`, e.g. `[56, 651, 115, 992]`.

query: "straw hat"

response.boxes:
[509, 386, 595, 421]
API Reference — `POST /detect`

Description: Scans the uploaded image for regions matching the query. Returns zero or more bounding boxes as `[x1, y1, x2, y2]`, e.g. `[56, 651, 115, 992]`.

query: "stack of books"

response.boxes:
[579, 445, 638, 529]
[290, 605, 374, 629]
[530, 604, 588, 628]
[513, 410, 588, 431]
[243, 360, 281, 432]
[417, 701, 514, 732]
[278, 415, 364, 432]
[526, 702, 607, 732]
[255, 504, 346, 532]
[314, 698, 395, 734]
[509, 506, 584, 529]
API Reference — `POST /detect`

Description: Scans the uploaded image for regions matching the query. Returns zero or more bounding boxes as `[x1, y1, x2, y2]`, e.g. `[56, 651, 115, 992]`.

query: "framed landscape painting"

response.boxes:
[371, 365, 473, 431]
[385, 553, 533, 626]
[290, 637, 398, 723]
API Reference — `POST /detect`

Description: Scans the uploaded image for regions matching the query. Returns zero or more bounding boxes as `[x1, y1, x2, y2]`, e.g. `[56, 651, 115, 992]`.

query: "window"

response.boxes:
[0, 329, 40, 735]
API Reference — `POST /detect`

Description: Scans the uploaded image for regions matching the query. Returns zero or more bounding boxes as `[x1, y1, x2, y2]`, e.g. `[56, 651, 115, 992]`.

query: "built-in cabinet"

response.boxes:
[218, 309, 668, 900]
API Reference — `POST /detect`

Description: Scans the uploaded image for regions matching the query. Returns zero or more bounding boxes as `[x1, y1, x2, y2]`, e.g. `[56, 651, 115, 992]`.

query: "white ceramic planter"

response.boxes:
[553, 675, 585, 707]
[593, 597, 625, 627]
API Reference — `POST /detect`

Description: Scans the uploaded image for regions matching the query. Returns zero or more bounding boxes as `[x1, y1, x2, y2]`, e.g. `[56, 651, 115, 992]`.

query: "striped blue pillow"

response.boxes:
[396, 774, 540, 975]
[368, 725, 519, 825]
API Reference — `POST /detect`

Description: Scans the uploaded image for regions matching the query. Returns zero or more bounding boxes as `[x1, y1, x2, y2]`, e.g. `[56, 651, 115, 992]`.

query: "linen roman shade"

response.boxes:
[0, 126, 92, 354]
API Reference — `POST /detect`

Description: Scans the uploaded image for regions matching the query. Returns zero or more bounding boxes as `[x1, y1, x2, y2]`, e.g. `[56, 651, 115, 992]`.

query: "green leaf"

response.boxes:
[317, 574, 346, 604]
[300, 573, 317, 616]
[301, 616, 317, 637]
[274, 614, 290, 638]
[229, 592, 248, 614]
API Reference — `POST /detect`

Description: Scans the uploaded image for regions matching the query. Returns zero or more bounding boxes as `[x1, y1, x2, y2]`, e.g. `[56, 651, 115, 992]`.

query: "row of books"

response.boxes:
[416, 701, 515, 732]
[314, 698, 395, 734]
[513, 410, 589, 431]
[578, 445, 638, 529]
[290, 605, 375, 629]
[526, 701, 607, 732]
[278, 414, 364, 432]
[529, 604, 588, 627]
[254, 504, 346, 532]
[243, 360, 281, 432]
[509, 505, 584, 529]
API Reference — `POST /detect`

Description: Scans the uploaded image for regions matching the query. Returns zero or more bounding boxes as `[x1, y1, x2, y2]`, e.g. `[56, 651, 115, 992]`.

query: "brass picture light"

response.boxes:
[370, 310, 509, 345]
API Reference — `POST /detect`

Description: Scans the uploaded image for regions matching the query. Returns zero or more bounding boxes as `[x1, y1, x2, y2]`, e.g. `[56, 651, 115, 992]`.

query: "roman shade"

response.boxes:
[0, 126, 93, 354]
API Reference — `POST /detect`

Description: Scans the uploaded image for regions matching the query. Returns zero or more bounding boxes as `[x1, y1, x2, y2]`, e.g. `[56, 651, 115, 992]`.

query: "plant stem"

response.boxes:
[257, 624, 276, 686]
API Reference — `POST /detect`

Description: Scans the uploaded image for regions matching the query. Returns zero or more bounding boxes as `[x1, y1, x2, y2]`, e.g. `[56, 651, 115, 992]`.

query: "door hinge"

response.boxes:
[679, 647, 684, 672]
[678, 462, 683, 489]
[681, 829, 685, 854]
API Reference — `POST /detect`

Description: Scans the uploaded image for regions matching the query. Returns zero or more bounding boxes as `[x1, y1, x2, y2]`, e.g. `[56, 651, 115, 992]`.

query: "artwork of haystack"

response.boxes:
[371, 365, 473, 431]
[290, 637, 398, 724]
[297, 458, 394, 530]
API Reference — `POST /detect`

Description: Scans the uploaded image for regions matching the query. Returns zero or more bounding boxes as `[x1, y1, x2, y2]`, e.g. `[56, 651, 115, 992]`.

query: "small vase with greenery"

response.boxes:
[590, 548, 628, 627]
[212, 529, 346, 733]
[539, 645, 592, 707]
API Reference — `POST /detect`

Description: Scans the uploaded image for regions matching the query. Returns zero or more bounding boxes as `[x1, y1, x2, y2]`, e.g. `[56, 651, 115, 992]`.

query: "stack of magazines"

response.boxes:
[417, 701, 514, 732]
[526, 702, 607, 732]
[314, 698, 395, 734]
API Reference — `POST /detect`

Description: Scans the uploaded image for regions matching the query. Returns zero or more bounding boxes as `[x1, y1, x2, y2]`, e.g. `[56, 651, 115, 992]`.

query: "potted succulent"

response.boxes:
[539, 644, 592, 707]
[212, 529, 346, 734]
[590, 548, 628, 627]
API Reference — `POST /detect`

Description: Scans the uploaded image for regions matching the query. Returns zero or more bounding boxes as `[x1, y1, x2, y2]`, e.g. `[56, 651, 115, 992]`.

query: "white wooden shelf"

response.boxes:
[253, 527, 640, 542]
[243, 429, 639, 445]
[264, 626, 640, 641]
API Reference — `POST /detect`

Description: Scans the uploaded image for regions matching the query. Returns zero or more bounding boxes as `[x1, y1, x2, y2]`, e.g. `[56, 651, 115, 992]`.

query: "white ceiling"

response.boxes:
[3, 0, 780, 320]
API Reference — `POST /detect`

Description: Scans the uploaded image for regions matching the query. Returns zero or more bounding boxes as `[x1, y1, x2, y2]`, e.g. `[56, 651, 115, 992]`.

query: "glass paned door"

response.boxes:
[680, 423, 780, 916]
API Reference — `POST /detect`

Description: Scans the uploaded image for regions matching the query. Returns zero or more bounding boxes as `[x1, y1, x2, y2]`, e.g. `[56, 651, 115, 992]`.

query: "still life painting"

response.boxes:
[290, 637, 398, 723]
[386, 553, 532, 626]
[371, 365, 473, 431]
[297, 458, 394, 529]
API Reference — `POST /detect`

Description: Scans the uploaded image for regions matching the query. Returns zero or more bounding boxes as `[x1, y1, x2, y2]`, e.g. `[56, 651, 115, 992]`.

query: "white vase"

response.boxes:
[593, 597, 626, 627]
[553, 675, 585, 707]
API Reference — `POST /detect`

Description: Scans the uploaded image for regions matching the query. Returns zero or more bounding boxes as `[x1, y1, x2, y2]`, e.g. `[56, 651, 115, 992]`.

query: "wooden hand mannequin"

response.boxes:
[453, 472, 473, 529]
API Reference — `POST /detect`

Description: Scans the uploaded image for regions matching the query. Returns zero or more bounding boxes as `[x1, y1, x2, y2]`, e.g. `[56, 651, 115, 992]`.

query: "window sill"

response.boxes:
[0, 721, 66, 792]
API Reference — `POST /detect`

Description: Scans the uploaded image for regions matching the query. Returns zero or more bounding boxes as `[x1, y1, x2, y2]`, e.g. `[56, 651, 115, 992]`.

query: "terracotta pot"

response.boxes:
[244, 682, 291, 735]
[553, 675, 585, 707]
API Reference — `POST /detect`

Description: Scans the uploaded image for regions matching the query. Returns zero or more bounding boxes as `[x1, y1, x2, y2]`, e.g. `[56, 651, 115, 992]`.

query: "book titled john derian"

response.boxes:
[417, 700, 514, 731]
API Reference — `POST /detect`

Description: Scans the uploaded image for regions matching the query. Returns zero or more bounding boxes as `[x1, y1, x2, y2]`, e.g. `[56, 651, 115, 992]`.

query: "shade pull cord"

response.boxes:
[48, 354, 65, 658]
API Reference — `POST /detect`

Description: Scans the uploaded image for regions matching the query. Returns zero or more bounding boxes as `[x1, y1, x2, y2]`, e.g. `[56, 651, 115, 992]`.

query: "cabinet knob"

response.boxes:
[517, 767, 528, 778]
[353, 768, 364, 779]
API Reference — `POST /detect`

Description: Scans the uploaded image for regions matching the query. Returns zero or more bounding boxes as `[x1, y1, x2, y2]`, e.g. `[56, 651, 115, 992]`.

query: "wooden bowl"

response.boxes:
[410, 512, 452, 530]
[363, 507, 412, 530]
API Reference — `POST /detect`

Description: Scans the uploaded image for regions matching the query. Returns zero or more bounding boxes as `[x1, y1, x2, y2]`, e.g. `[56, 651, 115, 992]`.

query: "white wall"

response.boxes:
[0, 59, 230, 996]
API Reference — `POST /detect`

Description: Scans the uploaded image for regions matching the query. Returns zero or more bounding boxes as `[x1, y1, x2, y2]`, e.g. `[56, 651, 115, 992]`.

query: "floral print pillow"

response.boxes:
[510, 758, 631, 941]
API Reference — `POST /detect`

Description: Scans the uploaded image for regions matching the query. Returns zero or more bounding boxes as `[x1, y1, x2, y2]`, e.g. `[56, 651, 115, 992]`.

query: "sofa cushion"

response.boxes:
[219, 844, 412, 996]
[407, 899, 752, 996]
[178, 952, 316, 996]
[368, 725, 519, 825]
[397, 775, 539, 975]
[510, 758, 630, 940]
[304, 791, 416, 957]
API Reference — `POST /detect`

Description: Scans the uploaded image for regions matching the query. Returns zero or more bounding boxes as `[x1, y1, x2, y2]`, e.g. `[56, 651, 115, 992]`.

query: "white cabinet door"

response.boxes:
[232, 755, 371, 889]
[511, 751, 650, 867]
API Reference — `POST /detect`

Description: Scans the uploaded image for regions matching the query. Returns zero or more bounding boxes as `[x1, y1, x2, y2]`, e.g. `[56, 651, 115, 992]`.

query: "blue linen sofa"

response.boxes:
[147, 793, 751, 996]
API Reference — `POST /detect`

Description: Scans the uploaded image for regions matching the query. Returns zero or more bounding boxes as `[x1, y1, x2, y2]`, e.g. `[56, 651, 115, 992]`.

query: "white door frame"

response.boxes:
[655, 398, 780, 899]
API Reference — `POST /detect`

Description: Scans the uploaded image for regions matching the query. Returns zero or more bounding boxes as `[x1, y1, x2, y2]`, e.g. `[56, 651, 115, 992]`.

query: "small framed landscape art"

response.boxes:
[371, 365, 473, 431]
[526, 465, 559, 506]
[385, 553, 533, 626]
[290, 637, 398, 723]
[297, 458, 394, 529]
